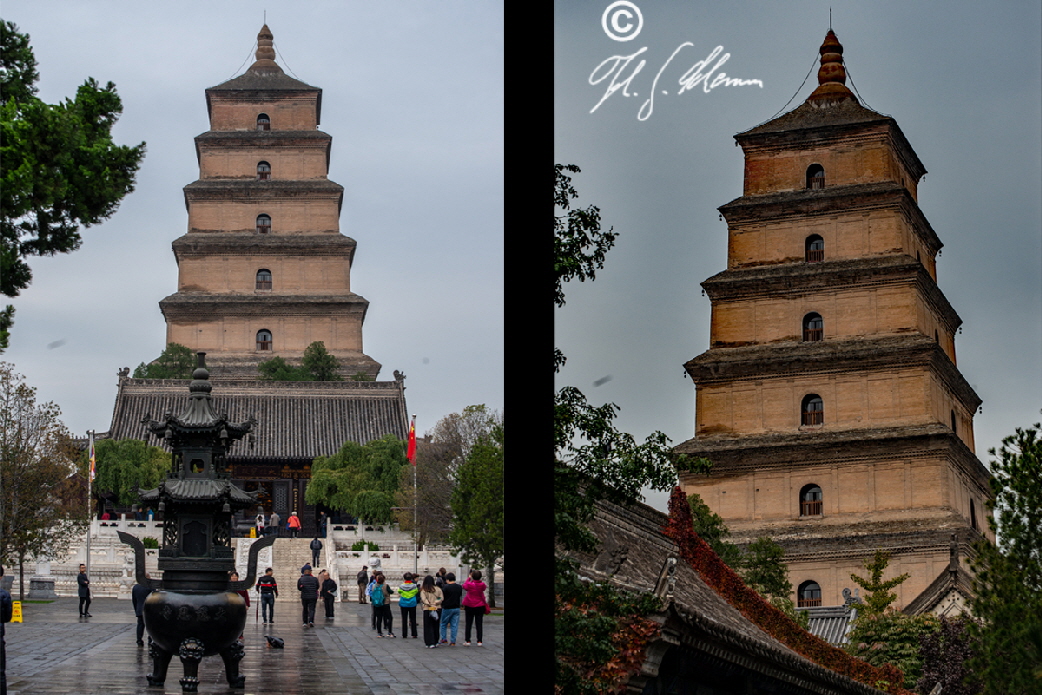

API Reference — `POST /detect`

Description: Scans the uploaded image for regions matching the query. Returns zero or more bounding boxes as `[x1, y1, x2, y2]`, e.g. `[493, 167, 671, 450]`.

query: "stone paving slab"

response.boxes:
[3, 598, 503, 695]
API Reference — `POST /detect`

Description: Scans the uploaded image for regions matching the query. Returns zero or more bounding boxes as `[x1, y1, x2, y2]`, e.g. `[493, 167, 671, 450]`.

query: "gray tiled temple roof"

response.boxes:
[103, 378, 409, 461]
[139, 478, 258, 504]
[802, 605, 858, 646]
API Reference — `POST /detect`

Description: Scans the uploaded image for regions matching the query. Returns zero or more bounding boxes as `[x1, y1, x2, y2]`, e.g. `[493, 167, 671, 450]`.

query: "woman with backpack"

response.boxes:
[371, 574, 395, 637]
[419, 575, 444, 648]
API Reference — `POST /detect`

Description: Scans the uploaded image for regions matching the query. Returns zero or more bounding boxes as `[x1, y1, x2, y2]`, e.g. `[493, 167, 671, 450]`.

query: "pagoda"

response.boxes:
[675, 30, 993, 615]
[159, 24, 380, 379]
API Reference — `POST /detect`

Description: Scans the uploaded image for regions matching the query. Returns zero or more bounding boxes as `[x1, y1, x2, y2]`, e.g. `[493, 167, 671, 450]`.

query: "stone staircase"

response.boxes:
[270, 538, 324, 602]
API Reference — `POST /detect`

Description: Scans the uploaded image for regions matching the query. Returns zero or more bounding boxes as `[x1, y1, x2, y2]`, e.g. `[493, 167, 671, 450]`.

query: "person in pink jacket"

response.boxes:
[461, 569, 488, 646]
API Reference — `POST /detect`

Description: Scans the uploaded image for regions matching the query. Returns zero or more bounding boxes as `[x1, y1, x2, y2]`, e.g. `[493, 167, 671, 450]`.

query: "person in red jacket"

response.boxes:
[461, 569, 488, 646]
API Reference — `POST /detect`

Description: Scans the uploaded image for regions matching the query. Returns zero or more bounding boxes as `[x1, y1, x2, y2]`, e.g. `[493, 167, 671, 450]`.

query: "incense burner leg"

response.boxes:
[146, 641, 173, 686]
[178, 637, 205, 692]
[219, 639, 247, 688]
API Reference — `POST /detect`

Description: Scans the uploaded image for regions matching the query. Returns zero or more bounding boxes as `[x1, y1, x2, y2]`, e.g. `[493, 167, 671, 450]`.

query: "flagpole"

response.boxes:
[86, 430, 94, 577]
[409, 414, 417, 577]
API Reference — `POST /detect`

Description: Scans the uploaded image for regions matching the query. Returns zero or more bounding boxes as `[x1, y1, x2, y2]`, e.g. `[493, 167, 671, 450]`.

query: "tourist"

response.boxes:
[146, 507, 154, 522]
[132, 573, 153, 646]
[297, 565, 319, 627]
[101, 510, 111, 521]
[257, 567, 278, 623]
[230, 572, 250, 640]
[310, 536, 323, 567]
[420, 575, 443, 648]
[397, 572, 419, 639]
[356, 565, 369, 604]
[462, 570, 488, 646]
[269, 510, 280, 537]
[434, 567, 446, 590]
[320, 569, 337, 619]
[439, 572, 463, 646]
[77, 564, 92, 617]
[255, 511, 265, 536]
[1, 566, 11, 694]
[367, 572, 380, 630]
[288, 511, 301, 538]
[371, 573, 395, 637]
[318, 511, 328, 538]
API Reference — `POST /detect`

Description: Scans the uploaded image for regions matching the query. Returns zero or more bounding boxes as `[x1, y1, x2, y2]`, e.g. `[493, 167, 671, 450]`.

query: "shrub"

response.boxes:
[142, 537, 159, 549]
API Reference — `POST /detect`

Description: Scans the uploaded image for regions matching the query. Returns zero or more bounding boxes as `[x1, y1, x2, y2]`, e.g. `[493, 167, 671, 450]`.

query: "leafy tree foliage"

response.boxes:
[305, 434, 407, 524]
[916, 616, 982, 695]
[554, 165, 706, 692]
[133, 343, 195, 379]
[850, 549, 910, 617]
[83, 438, 167, 506]
[394, 405, 502, 548]
[843, 550, 929, 690]
[449, 422, 504, 607]
[846, 611, 939, 690]
[687, 492, 739, 564]
[0, 362, 86, 598]
[258, 341, 343, 381]
[968, 423, 1042, 694]
[1, 21, 145, 343]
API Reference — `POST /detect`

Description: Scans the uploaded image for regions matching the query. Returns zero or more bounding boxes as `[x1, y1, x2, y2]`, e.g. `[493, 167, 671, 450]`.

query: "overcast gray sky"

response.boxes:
[2, 2, 503, 439]
[555, 1, 1042, 513]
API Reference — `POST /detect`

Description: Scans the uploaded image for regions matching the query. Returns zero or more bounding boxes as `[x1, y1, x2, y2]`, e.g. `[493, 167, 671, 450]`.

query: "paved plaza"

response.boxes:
[3, 598, 503, 694]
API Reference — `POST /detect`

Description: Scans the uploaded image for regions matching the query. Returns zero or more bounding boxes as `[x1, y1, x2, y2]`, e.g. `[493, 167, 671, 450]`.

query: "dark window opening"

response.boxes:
[256, 269, 272, 291]
[257, 214, 271, 234]
[806, 164, 825, 190]
[950, 410, 957, 434]
[257, 161, 271, 180]
[257, 113, 270, 131]
[802, 395, 824, 426]
[800, 484, 823, 517]
[970, 499, 978, 531]
[257, 329, 272, 351]
[805, 235, 824, 263]
[798, 581, 822, 608]
[803, 313, 823, 342]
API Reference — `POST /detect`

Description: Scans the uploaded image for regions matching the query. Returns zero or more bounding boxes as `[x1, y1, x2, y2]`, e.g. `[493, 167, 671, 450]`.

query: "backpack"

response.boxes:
[371, 584, 386, 607]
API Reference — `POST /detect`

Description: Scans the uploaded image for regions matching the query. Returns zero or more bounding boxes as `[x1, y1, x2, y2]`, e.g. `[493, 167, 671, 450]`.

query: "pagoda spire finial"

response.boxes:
[805, 29, 855, 104]
[246, 24, 284, 75]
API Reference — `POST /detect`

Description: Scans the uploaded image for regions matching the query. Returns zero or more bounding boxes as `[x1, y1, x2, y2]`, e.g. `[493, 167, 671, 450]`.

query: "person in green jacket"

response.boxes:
[397, 573, 419, 638]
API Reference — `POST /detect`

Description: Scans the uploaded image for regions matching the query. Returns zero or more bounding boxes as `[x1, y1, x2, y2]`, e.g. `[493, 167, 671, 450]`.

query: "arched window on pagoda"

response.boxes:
[803, 313, 823, 342]
[806, 164, 825, 189]
[805, 235, 824, 263]
[256, 269, 272, 291]
[257, 161, 271, 180]
[798, 580, 822, 607]
[257, 214, 271, 234]
[257, 329, 272, 351]
[257, 113, 271, 131]
[801, 394, 824, 427]
[800, 484, 823, 517]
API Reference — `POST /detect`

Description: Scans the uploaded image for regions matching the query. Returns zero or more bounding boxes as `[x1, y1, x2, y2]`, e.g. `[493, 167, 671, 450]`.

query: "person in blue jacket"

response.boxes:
[397, 572, 419, 638]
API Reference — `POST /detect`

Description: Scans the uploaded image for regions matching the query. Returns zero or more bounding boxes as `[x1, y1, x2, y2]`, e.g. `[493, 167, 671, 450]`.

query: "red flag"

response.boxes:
[407, 416, 417, 465]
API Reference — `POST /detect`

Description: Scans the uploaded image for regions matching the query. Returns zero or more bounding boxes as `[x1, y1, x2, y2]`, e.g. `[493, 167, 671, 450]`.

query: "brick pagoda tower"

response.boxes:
[160, 25, 380, 379]
[675, 30, 993, 615]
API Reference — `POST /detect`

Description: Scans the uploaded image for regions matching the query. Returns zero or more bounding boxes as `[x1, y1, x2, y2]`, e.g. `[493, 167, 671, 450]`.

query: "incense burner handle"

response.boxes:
[227, 534, 276, 591]
[118, 531, 163, 590]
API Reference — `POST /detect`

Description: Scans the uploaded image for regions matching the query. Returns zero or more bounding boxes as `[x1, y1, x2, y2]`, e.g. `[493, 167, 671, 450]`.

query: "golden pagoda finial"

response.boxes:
[806, 29, 855, 104]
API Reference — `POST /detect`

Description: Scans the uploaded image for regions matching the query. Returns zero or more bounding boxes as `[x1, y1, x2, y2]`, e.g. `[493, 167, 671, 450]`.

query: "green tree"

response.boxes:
[1, 21, 145, 343]
[554, 165, 707, 693]
[449, 423, 504, 607]
[133, 343, 195, 379]
[258, 341, 343, 381]
[84, 438, 168, 506]
[968, 423, 1042, 694]
[844, 549, 927, 690]
[0, 362, 87, 598]
[301, 341, 342, 381]
[395, 436, 454, 546]
[687, 492, 742, 567]
[304, 434, 407, 524]
[741, 536, 792, 599]
[849, 549, 910, 617]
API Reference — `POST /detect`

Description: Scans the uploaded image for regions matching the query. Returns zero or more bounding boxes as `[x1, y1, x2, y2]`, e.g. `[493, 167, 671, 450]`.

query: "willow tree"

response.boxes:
[305, 434, 407, 524]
